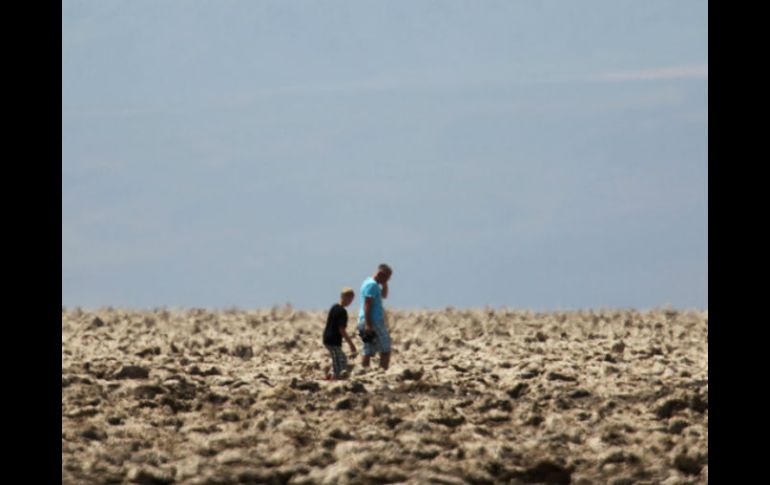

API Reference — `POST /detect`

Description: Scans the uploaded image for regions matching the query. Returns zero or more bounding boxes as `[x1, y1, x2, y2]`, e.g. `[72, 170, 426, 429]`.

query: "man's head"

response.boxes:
[340, 288, 355, 306]
[374, 263, 393, 284]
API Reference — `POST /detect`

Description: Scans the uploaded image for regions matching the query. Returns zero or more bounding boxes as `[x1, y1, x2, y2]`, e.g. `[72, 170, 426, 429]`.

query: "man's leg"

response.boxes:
[357, 322, 372, 368]
[372, 321, 392, 370]
[379, 352, 390, 370]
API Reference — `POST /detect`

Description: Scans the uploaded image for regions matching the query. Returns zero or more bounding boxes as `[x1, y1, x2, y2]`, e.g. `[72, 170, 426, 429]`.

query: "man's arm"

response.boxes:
[364, 297, 374, 333]
[381, 281, 388, 299]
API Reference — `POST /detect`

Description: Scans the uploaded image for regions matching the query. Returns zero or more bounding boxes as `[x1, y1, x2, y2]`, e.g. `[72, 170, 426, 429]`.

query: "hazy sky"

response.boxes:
[62, 0, 707, 311]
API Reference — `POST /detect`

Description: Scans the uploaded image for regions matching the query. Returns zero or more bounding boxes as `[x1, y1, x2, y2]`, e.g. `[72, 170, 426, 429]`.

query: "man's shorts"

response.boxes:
[325, 345, 348, 378]
[357, 320, 391, 356]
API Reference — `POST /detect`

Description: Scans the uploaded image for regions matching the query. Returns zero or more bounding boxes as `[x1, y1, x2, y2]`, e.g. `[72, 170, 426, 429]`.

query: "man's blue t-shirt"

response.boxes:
[358, 277, 384, 323]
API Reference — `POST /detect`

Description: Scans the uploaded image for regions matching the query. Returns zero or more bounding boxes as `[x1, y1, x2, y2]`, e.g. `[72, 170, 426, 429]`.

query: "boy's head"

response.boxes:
[340, 288, 355, 306]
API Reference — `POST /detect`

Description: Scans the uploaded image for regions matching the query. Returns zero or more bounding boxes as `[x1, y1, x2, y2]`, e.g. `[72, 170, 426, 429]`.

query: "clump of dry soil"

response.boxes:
[62, 306, 707, 485]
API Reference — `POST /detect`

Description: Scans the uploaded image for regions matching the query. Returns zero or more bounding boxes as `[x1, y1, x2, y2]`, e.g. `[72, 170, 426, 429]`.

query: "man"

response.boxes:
[357, 263, 393, 370]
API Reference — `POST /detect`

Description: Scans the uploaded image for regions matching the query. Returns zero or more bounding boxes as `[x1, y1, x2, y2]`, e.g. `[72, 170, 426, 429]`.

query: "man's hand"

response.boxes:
[364, 323, 374, 335]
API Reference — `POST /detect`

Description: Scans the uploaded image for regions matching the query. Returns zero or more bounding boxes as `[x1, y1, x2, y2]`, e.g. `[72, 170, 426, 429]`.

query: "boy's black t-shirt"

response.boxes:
[323, 304, 348, 346]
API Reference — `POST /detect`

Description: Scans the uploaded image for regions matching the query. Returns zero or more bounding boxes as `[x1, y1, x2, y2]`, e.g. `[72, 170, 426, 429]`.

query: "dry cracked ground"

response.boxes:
[62, 307, 707, 485]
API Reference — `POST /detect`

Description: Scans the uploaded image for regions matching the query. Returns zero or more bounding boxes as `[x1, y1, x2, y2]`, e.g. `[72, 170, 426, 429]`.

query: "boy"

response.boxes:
[323, 288, 357, 380]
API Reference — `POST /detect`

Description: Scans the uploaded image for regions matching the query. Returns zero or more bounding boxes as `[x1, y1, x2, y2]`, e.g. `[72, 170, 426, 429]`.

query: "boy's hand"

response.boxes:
[349, 344, 357, 356]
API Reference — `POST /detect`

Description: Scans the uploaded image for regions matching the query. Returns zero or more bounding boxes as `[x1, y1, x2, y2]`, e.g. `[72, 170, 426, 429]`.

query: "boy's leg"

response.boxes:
[325, 347, 335, 379]
[331, 346, 347, 379]
[361, 355, 371, 367]
[379, 352, 390, 370]
[326, 345, 342, 379]
[339, 351, 349, 379]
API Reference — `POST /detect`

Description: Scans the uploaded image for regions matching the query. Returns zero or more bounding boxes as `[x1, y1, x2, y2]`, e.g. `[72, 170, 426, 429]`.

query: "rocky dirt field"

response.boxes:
[62, 306, 707, 485]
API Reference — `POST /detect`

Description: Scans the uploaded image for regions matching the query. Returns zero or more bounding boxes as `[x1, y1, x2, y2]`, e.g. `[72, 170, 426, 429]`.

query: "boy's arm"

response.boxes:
[339, 326, 356, 353]
[381, 281, 388, 299]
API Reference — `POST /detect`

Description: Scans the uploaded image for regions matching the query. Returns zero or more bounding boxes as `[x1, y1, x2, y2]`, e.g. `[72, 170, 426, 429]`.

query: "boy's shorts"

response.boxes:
[325, 345, 348, 378]
[357, 320, 391, 356]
